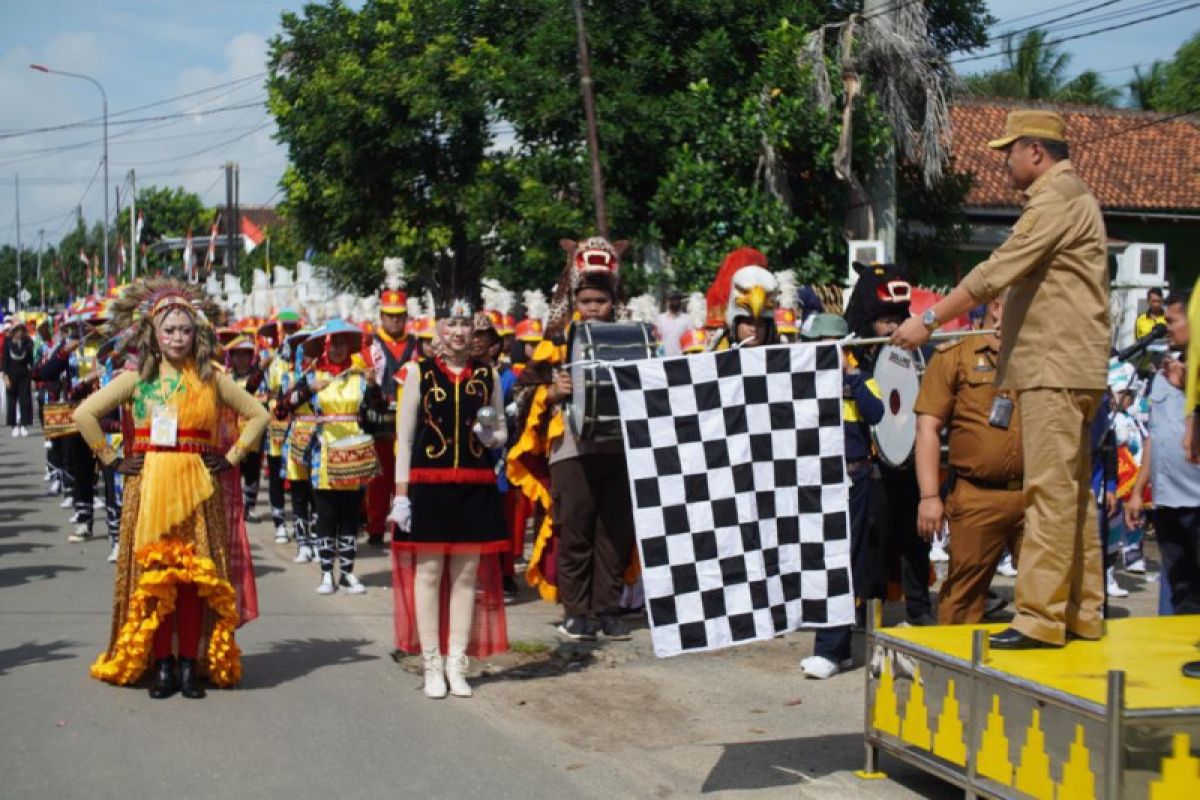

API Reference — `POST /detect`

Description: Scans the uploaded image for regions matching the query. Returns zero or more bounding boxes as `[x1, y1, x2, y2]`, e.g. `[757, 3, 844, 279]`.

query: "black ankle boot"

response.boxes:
[148, 656, 179, 699]
[178, 657, 207, 699]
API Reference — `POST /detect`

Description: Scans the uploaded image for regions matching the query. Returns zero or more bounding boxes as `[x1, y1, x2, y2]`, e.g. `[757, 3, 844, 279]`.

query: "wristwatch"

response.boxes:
[921, 308, 940, 332]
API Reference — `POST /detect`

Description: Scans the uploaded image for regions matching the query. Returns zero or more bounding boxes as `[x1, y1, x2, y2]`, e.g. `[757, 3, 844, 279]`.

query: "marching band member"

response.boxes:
[719, 265, 781, 348]
[278, 330, 320, 563]
[225, 335, 268, 526]
[365, 282, 418, 546]
[508, 237, 636, 641]
[799, 313, 885, 679]
[263, 326, 299, 544]
[73, 278, 268, 698]
[256, 312, 302, 538]
[291, 320, 382, 595]
[390, 299, 509, 698]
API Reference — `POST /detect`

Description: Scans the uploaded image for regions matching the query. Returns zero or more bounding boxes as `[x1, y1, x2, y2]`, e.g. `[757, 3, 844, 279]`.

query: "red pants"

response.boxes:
[500, 490, 534, 576]
[366, 437, 396, 537]
[153, 583, 202, 659]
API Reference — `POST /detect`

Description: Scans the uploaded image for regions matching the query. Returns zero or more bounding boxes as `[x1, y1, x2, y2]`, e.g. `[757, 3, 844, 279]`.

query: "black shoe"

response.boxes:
[617, 604, 645, 619]
[983, 592, 1008, 619]
[1183, 660, 1200, 679]
[556, 616, 597, 641]
[178, 657, 207, 699]
[148, 656, 179, 699]
[989, 627, 1060, 650]
[366, 534, 384, 547]
[502, 575, 519, 600]
[906, 613, 937, 627]
[598, 613, 632, 640]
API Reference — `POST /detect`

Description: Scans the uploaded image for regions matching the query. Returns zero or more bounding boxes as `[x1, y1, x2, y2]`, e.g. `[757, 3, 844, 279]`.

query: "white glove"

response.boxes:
[388, 496, 412, 532]
[472, 421, 502, 449]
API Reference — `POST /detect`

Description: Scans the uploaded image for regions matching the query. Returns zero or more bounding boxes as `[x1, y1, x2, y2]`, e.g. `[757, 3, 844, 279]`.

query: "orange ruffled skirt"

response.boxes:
[91, 473, 242, 687]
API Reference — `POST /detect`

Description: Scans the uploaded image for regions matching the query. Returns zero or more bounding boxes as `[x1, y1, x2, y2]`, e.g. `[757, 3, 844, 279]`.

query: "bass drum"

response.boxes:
[568, 321, 657, 442]
[871, 345, 926, 468]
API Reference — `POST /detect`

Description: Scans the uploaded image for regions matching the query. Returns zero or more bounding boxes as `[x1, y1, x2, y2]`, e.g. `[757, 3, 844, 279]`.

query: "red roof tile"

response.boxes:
[950, 98, 1200, 211]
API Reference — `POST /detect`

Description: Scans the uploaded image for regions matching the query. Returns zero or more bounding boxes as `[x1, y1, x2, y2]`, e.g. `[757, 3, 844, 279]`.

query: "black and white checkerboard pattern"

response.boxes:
[611, 343, 854, 658]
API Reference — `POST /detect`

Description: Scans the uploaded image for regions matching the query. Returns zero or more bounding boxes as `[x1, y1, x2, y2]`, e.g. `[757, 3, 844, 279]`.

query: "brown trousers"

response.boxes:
[549, 454, 635, 618]
[938, 480, 1024, 625]
[1012, 388, 1105, 644]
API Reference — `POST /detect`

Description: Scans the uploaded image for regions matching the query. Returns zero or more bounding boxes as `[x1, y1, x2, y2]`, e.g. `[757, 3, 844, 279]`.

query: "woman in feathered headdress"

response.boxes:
[73, 277, 269, 699]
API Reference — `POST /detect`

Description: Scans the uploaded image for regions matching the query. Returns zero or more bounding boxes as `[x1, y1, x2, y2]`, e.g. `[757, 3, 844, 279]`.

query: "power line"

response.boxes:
[950, 1, 1200, 65]
[984, 0, 1131, 43]
[1076, 106, 1200, 144]
[113, 122, 272, 169]
[0, 101, 265, 141]
[987, 0, 1124, 29]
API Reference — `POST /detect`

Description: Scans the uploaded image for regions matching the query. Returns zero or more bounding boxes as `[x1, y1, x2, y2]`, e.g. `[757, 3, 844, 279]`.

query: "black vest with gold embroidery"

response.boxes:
[409, 357, 495, 484]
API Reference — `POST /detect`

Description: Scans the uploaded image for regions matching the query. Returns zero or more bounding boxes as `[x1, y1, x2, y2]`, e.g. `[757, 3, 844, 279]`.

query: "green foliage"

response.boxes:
[1154, 32, 1200, 113]
[1055, 70, 1122, 107]
[962, 29, 1121, 108]
[1127, 62, 1167, 111]
[895, 159, 973, 285]
[267, 0, 994, 299]
[112, 185, 211, 277]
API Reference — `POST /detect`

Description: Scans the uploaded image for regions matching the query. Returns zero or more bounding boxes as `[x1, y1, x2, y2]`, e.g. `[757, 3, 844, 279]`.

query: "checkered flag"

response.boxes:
[612, 343, 854, 657]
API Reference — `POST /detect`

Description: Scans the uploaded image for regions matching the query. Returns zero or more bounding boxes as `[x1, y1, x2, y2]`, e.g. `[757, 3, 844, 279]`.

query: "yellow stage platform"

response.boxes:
[861, 609, 1200, 799]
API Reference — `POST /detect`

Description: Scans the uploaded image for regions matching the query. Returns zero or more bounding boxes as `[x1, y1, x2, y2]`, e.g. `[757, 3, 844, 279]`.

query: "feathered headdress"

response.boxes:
[481, 278, 514, 317]
[522, 289, 549, 325]
[686, 292, 707, 329]
[705, 247, 767, 328]
[103, 277, 220, 382]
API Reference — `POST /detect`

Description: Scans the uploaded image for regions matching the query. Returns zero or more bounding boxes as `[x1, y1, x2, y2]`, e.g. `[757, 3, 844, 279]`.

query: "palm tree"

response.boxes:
[1127, 62, 1166, 110]
[1003, 29, 1071, 100]
[1055, 70, 1121, 107]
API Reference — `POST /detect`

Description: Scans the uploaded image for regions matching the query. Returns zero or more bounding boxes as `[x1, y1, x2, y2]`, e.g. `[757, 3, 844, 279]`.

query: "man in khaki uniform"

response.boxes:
[891, 110, 1110, 648]
[914, 298, 1024, 624]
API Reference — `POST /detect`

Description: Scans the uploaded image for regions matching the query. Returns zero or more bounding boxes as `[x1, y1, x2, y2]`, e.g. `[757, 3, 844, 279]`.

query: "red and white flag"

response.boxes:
[241, 215, 265, 253]
[182, 228, 194, 281]
[117, 237, 126, 276]
[204, 212, 221, 271]
[135, 210, 145, 244]
[78, 248, 89, 268]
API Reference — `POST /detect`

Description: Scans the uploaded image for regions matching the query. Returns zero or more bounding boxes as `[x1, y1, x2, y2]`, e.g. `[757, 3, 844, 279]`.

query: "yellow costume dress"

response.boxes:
[73, 361, 268, 686]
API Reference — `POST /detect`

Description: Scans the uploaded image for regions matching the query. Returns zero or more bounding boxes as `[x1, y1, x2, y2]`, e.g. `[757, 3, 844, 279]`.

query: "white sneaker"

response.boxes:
[1107, 567, 1129, 598]
[929, 543, 949, 563]
[274, 525, 289, 544]
[293, 545, 315, 563]
[338, 573, 366, 595]
[47, 479, 62, 496]
[43, 468, 51, 482]
[800, 655, 850, 679]
[1125, 558, 1146, 575]
[316, 572, 337, 595]
[59, 497, 73, 509]
[67, 524, 92, 543]
[11, 427, 19, 438]
[422, 650, 448, 699]
[19, 426, 29, 437]
[445, 652, 473, 697]
[93, 497, 105, 510]
[996, 554, 1018, 577]
[107, 543, 119, 563]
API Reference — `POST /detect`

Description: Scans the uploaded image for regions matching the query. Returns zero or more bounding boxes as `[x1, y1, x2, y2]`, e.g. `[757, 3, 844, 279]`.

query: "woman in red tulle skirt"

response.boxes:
[389, 301, 508, 699]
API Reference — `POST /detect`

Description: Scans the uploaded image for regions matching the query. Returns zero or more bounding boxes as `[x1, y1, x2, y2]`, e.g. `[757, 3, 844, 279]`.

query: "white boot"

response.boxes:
[316, 572, 337, 595]
[445, 651, 473, 698]
[422, 649, 447, 699]
[294, 544, 314, 563]
[1106, 566, 1129, 598]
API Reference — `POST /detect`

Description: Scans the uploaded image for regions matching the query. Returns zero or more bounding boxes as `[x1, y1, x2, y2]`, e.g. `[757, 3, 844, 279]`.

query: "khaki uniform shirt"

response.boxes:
[960, 160, 1110, 391]
[914, 337, 1023, 484]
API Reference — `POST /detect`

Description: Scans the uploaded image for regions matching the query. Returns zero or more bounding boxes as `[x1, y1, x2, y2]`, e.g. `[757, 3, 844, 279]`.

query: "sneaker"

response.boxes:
[502, 575, 519, 602]
[366, 534, 384, 547]
[93, 497, 105, 510]
[338, 573, 366, 595]
[801, 655, 851, 679]
[10, 427, 18, 438]
[598, 613, 632, 640]
[929, 543, 949, 563]
[274, 525, 289, 544]
[1106, 567, 1129, 598]
[293, 545, 315, 564]
[47, 479, 62, 496]
[557, 616, 597, 641]
[316, 572, 337, 595]
[1125, 558, 1146, 575]
[107, 543, 119, 563]
[67, 524, 92, 543]
[996, 554, 1018, 578]
[19, 426, 29, 437]
[60, 497, 74, 509]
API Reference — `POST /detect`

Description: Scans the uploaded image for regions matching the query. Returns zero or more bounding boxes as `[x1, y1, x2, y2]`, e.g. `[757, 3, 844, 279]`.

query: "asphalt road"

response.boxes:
[0, 426, 1160, 799]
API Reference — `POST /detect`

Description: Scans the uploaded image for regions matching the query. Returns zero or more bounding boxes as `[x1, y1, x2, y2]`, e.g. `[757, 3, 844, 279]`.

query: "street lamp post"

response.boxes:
[31, 64, 109, 285]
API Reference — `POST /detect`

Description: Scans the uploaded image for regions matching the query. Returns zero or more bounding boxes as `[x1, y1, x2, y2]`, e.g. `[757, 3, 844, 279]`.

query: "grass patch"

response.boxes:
[508, 640, 552, 656]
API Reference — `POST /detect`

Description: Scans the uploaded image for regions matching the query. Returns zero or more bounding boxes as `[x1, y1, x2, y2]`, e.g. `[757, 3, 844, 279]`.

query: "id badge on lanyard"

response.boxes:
[150, 405, 179, 447]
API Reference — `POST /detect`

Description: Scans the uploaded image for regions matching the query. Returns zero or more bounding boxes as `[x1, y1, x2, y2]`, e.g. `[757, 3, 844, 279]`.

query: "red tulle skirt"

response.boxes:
[220, 466, 259, 626]
[390, 544, 508, 657]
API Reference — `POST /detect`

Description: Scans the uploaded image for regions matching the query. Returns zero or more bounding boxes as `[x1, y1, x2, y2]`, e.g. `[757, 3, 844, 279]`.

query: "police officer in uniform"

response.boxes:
[914, 297, 1024, 624]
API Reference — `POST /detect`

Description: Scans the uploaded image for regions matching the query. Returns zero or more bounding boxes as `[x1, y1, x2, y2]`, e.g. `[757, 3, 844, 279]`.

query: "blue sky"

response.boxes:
[1, 0, 1196, 250]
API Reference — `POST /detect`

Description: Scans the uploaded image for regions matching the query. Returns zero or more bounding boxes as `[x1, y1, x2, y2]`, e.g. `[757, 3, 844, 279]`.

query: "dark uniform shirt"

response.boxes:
[913, 337, 1023, 484]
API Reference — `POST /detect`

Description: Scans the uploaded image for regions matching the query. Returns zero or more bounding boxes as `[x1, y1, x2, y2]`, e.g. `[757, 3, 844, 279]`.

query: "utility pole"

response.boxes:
[863, 0, 896, 261]
[232, 163, 240, 278]
[14, 174, 21, 311]
[223, 162, 234, 275]
[129, 169, 137, 279]
[36, 229, 44, 310]
[572, 0, 608, 238]
[114, 184, 122, 284]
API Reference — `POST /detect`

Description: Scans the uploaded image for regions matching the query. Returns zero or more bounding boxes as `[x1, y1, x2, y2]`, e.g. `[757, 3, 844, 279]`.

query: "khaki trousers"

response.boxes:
[938, 480, 1024, 625]
[1012, 388, 1105, 644]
